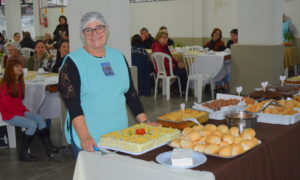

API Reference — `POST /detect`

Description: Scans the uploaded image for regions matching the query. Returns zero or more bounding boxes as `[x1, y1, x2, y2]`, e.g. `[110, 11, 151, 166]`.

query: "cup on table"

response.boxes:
[37, 68, 45, 75]
[23, 68, 28, 77]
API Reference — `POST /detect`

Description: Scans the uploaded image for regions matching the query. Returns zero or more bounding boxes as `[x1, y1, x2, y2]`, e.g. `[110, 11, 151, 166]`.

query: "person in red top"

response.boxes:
[151, 31, 187, 94]
[0, 59, 61, 161]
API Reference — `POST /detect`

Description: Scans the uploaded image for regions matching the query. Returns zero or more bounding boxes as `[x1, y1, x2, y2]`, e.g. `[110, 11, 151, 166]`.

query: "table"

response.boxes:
[23, 71, 61, 119]
[125, 120, 300, 180]
[73, 151, 215, 180]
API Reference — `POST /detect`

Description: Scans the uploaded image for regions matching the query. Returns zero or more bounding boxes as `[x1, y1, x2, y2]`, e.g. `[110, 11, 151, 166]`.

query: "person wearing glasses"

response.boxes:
[58, 11, 152, 157]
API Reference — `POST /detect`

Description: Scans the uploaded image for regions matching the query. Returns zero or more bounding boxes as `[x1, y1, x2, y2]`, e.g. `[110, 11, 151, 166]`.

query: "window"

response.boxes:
[39, 0, 68, 8]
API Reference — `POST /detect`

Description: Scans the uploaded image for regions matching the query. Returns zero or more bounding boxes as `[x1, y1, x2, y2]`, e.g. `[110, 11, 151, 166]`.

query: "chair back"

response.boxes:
[150, 52, 174, 77]
[21, 48, 34, 59]
[183, 55, 196, 76]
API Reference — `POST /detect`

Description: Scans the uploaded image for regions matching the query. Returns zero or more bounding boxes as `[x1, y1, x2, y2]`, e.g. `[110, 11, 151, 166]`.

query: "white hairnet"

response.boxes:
[80, 11, 108, 31]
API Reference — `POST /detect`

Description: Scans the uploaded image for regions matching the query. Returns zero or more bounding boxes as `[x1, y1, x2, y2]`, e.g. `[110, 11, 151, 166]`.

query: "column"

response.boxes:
[66, 0, 131, 63]
[230, 0, 284, 94]
[5, 0, 22, 40]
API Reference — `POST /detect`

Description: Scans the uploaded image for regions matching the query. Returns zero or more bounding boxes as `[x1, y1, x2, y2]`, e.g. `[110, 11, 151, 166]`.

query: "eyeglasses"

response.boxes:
[82, 25, 106, 36]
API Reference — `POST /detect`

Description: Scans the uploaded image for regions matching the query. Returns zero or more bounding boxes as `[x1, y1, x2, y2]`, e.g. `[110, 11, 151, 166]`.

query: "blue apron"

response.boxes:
[62, 47, 129, 148]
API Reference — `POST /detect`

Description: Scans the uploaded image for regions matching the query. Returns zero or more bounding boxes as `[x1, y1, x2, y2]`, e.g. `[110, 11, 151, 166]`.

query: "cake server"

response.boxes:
[183, 118, 201, 125]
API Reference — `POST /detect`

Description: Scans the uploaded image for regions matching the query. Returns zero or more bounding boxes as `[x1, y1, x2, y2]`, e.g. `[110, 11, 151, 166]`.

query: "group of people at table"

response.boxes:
[0, 11, 238, 166]
[131, 26, 238, 97]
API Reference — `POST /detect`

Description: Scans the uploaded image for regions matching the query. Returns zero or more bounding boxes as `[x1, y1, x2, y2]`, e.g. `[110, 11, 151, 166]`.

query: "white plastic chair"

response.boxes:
[0, 113, 16, 148]
[151, 52, 182, 100]
[21, 48, 35, 59]
[183, 55, 214, 102]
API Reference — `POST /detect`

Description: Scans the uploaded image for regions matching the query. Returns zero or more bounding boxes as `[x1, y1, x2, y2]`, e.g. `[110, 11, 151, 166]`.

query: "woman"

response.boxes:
[203, 28, 225, 51]
[20, 32, 35, 49]
[4, 42, 27, 67]
[58, 11, 151, 157]
[53, 16, 69, 42]
[131, 34, 151, 96]
[226, 29, 238, 49]
[0, 60, 61, 161]
[151, 31, 187, 94]
[27, 40, 54, 72]
[51, 40, 70, 73]
[159, 26, 175, 47]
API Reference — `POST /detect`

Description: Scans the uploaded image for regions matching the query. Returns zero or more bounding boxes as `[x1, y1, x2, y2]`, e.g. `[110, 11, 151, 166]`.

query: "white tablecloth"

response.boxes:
[189, 51, 230, 83]
[73, 151, 215, 180]
[23, 75, 61, 119]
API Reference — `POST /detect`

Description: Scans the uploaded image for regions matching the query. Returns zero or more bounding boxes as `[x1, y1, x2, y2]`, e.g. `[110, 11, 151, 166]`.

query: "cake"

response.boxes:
[99, 124, 180, 153]
[285, 76, 300, 84]
[171, 148, 193, 167]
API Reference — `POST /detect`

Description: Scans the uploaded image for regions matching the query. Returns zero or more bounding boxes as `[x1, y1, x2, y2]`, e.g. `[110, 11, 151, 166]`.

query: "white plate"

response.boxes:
[156, 151, 207, 169]
[98, 142, 168, 156]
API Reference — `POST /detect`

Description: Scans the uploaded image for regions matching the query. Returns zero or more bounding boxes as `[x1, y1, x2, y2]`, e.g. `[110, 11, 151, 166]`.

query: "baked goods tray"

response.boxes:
[97, 142, 168, 156]
[257, 110, 300, 125]
[203, 140, 262, 159]
[192, 101, 245, 120]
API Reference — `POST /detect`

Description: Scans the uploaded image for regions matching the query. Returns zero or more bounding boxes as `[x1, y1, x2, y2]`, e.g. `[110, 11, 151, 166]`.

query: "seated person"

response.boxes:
[0, 59, 62, 161]
[159, 26, 175, 47]
[51, 40, 70, 73]
[4, 42, 28, 67]
[140, 27, 155, 49]
[203, 28, 225, 51]
[27, 40, 54, 72]
[226, 29, 238, 49]
[151, 31, 187, 94]
[20, 32, 35, 49]
[131, 34, 151, 96]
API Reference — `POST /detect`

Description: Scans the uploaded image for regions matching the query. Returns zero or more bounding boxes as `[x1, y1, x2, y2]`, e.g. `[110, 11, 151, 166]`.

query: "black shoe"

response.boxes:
[38, 128, 59, 158]
[0, 140, 8, 148]
[19, 134, 38, 162]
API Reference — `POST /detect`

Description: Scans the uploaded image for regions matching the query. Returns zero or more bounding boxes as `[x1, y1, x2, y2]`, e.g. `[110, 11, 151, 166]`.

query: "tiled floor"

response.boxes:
[0, 93, 212, 180]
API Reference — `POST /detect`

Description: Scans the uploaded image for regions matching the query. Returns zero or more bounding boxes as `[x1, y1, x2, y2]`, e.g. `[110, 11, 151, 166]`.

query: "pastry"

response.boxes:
[217, 125, 229, 133]
[193, 144, 207, 153]
[229, 127, 239, 137]
[206, 135, 221, 144]
[204, 144, 219, 155]
[222, 133, 234, 144]
[231, 144, 244, 156]
[219, 145, 232, 157]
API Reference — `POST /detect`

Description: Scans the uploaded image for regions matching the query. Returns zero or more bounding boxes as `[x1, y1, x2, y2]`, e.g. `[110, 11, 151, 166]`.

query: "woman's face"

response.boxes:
[230, 33, 238, 42]
[59, 17, 66, 24]
[158, 36, 168, 46]
[213, 30, 221, 41]
[13, 64, 23, 77]
[7, 46, 19, 57]
[82, 21, 108, 50]
[35, 42, 46, 55]
[59, 42, 70, 57]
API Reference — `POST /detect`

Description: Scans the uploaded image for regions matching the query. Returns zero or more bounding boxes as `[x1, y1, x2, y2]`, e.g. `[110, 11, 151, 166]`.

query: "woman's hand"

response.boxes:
[80, 135, 97, 152]
[136, 113, 161, 127]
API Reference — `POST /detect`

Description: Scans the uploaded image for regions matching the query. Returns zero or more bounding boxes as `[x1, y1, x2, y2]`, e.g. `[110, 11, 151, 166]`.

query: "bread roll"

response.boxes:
[186, 131, 201, 141]
[250, 137, 259, 146]
[193, 144, 207, 153]
[220, 141, 229, 147]
[204, 124, 217, 131]
[213, 130, 222, 137]
[233, 136, 242, 144]
[240, 140, 255, 151]
[192, 125, 204, 131]
[206, 135, 221, 144]
[199, 129, 213, 136]
[204, 144, 220, 155]
[231, 144, 244, 156]
[217, 125, 229, 133]
[182, 127, 193, 136]
[219, 145, 232, 157]
[180, 139, 194, 149]
[229, 127, 239, 137]
[198, 136, 208, 145]
[241, 128, 256, 140]
[170, 138, 181, 148]
[222, 133, 234, 144]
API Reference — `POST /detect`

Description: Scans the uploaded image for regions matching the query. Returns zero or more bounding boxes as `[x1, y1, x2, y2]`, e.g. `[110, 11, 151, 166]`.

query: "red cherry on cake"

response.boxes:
[135, 128, 146, 135]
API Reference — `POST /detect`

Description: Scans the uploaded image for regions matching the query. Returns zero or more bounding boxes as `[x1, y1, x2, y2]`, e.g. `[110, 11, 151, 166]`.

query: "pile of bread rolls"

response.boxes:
[170, 124, 259, 157]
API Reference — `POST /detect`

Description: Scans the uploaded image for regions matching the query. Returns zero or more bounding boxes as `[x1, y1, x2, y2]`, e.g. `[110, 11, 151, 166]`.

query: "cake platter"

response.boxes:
[97, 142, 169, 156]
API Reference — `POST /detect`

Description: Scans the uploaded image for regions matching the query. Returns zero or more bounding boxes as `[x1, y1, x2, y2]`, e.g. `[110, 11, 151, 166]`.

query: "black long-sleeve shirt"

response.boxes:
[58, 56, 144, 121]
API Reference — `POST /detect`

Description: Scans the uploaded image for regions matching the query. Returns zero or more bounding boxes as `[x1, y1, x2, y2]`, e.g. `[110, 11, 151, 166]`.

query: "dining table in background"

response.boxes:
[284, 46, 298, 76]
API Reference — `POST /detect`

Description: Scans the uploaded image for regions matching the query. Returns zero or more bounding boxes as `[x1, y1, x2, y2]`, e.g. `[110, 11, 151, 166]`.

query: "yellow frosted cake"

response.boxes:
[99, 124, 180, 153]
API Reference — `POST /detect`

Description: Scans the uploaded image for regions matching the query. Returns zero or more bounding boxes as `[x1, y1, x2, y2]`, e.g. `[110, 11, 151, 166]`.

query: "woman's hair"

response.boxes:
[59, 15, 68, 24]
[0, 59, 25, 98]
[80, 11, 107, 32]
[58, 39, 69, 50]
[5, 41, 21, 52]
[155, 31, 168, 41]
[35, 40, 45, 48]
[211, 28, 223, 40]
[131, 34, 143, 47]
[230, 28, 238, 35]
[22, 31, 33, 40]
[159, 26, 167, 31]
